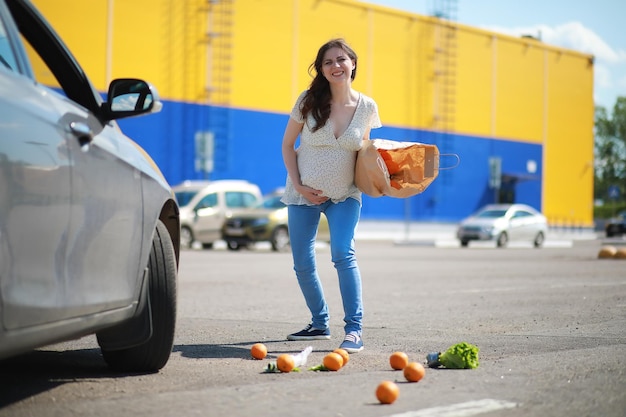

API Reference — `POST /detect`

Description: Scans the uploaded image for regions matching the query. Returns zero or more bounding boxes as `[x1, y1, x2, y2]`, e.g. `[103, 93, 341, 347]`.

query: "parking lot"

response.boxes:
[1, 235, 624, 417]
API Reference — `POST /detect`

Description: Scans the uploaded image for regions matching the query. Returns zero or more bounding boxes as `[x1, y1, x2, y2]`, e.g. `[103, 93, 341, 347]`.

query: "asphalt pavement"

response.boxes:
[2, 237, 625, 417]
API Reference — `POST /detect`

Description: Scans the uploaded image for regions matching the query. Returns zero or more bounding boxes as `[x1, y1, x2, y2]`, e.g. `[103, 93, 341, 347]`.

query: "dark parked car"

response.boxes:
[605, 211, 626, 237]
[0, 0, 180, 371]
[222, 190, 330, 252]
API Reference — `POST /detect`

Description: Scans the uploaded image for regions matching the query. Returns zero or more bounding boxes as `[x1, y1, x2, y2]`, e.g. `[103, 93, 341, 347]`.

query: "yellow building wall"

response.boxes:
[33, 0, 208, 102]
[232, 0, 438, 128]
[494, 37, 545, 143]
[455, 29, 494, 137]
[30, 0, 595, 227]
[544, 50, 595, 227]
[29, 0, 108, 86]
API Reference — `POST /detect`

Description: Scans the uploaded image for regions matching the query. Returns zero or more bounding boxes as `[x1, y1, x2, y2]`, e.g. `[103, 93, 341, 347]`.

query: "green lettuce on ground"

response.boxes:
[427, 342, 479, 369]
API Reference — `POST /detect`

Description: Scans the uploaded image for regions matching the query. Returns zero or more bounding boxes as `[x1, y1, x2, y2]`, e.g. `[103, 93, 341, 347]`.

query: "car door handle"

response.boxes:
[69, 121, 93, 151]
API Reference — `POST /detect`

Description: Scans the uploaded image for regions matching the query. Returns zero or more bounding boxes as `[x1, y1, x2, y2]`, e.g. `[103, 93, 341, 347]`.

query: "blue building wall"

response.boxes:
[119, 100, 542, 222]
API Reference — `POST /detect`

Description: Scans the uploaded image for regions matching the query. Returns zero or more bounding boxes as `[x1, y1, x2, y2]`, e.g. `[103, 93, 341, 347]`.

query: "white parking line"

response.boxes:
[385, 399, 518, 417]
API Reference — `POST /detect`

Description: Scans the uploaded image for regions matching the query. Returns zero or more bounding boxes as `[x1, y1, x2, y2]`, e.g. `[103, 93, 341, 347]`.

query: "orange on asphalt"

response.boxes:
[250, 343, 267, 360]
[323, 352, 344, 371]
[404, 362, 426, 382]
[276, 354, 295, 372]
[598, 246, 617, 258]
[333, 348, 350, 366]
[376, 381, 399, 404]
[614, 247, 626, 259]
[389, 351, 409, 370]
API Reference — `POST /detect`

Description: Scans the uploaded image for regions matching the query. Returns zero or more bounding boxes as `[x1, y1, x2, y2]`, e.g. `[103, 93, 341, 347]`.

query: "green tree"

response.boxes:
[594, 97, 626, 210]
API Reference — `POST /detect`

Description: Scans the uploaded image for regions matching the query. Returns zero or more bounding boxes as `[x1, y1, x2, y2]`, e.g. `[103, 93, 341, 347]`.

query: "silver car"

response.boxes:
[174, 180, 262, 249]
[0, 0, 180, 371]
[457, 204, 547, 248]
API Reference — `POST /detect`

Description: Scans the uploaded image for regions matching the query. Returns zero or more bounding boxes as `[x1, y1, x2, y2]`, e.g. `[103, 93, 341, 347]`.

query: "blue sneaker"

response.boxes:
[287, 323, 331, 341]
[340, 332, 364, 353]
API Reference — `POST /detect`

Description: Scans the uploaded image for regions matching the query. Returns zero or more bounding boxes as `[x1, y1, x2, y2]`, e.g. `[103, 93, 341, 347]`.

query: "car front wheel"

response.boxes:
[180, 226, 194, 249]
[533, 231, 545, 248]
[227, 240, 242, 251]
[496, 232, 508, 248]
[99, 220, 177, 372]
[271, 227, 290, 252]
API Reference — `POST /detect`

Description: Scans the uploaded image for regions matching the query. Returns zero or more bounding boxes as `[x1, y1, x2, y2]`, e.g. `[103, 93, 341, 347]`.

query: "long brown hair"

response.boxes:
[300, 39, 358, 132]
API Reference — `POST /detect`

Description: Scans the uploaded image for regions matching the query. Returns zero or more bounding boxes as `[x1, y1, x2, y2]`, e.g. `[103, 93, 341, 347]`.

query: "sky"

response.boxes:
[362, 0, 625, 111]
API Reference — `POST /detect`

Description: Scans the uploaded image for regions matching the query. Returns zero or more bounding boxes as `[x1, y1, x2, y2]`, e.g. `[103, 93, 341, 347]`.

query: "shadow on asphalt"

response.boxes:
[0, 348, 150, 408]
[0, 341, 308, 408]
[173, 340, 304, 360]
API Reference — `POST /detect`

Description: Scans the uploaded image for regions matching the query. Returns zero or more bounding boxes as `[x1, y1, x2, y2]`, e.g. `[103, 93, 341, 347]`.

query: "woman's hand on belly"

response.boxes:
[295, 184, 329, 205]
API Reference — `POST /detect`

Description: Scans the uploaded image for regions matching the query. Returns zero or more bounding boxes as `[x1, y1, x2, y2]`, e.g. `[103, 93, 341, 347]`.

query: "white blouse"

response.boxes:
[282, 90, 382, 205]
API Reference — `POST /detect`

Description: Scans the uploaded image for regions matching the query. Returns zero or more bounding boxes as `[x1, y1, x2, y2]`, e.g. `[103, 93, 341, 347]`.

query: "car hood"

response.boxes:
[460, 217, 506, 227]
[229, 208, 280, 218]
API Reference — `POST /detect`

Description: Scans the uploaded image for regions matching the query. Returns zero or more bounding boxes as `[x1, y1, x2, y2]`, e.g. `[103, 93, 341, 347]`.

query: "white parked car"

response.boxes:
[174, 180, 262, 249]
[457, 204, 548, 248]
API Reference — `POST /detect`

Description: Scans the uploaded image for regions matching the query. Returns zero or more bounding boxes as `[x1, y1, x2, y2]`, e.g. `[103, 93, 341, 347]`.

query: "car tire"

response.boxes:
[460, 239, 469, 247]
[533, 231, 545, 248]
[180, 226, 194, 249]
[496, 232, 508, 248]
[227, 240, 242, 251]
[100, 220, 177, 372]
[271, 226, 290, 252]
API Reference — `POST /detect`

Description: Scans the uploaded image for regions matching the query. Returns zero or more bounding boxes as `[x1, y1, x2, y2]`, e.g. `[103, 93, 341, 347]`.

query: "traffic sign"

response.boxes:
[608, 185, 620, 200]
[488, 157, 501, 189]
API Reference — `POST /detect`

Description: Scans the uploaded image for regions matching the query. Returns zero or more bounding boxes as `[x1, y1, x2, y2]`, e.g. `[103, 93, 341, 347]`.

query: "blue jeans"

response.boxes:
[287, 198, 362, 335]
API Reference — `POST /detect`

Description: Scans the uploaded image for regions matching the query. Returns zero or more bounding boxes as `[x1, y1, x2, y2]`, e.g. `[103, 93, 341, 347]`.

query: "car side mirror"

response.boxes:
[102, 78, 163, 121]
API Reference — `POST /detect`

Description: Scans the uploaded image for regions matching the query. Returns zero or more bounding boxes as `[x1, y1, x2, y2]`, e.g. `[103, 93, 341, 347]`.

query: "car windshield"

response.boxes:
[257, 195, 285, 209]
[476, 209, 508, 218]
[175, 191, 198, 207]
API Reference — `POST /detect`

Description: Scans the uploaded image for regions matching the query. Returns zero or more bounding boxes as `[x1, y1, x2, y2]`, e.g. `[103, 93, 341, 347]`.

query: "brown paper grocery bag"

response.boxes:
[355, 139, 440, 198]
